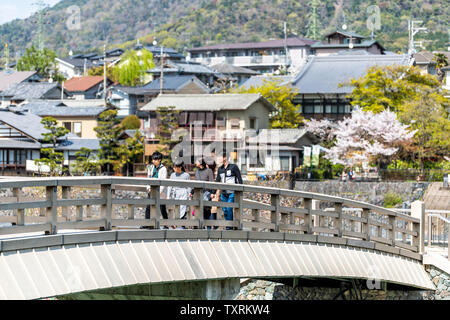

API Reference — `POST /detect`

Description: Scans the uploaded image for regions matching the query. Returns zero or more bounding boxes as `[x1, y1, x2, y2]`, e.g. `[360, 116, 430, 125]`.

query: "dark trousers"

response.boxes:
[145, 204, 168, 220]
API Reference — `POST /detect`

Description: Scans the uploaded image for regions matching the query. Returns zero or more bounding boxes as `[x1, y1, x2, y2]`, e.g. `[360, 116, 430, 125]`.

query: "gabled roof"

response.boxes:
[413, 51, 450, 65]
[0, 108, 48, 140]
[64, 76, 105, 92]
[0, 71, 38, 92]
[55, 138, 100, 151]
[143, 75, 210, 93]
[240, 75, 293, 90]
[211, 63, 260, 76]
[311, 40, 385, 52]
[17, 101, 107, 117]
[56, 57, 95, 69]
[148, 60, 218, 75]
[188, 37, 317, 52]
[0, 82, 67, 100]
[325, 30, 366, 39]
[248, 129, 310, 144]
[291, 54, 411, 94]
[141, 94, 276, 112]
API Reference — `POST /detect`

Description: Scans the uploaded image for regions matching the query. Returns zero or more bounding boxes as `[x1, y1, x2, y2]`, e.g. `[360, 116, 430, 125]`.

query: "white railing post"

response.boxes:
[270, 194, 280, 232]
[304, 198, 313, 234]
[13, 187, 24, 226]
[150, 186, 161, 229]
[101, 184, 112, 231]
[312, 200, 320, 234]
[46, 185, 58, 235]
[411, 200, 425, 254]
[61, 186, 71, 221]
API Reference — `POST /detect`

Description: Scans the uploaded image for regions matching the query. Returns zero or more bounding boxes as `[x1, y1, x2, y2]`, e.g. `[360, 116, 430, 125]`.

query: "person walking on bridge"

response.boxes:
[167, 161, 191, 221]
[144, 152, 169, 228]
[191, 158, 215, 228]
[214, 152, 243, 230]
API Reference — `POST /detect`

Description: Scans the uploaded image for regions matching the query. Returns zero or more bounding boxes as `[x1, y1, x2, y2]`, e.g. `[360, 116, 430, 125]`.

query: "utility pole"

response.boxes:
[103, 44, 107, 103]
[4, 42, 9, 70]
[408, 20, 428, 55]
[160, 45, 164, 95]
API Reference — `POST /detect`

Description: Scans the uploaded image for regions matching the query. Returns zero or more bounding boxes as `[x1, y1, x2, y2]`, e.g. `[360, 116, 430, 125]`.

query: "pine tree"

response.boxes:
[94, 110, 123, 175]
[35, 117, 69, 176]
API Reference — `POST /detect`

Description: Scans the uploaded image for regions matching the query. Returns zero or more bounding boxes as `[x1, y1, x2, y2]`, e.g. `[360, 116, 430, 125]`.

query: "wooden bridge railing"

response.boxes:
[0, 177, 422, 255]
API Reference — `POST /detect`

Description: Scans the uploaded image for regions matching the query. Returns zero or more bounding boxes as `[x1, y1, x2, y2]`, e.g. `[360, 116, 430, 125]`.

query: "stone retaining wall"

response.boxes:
[234, 279, 428, 300]
[425, 265, 450, 300]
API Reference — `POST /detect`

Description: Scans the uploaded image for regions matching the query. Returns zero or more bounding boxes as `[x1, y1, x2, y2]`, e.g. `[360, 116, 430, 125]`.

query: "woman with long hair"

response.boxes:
[166, 160, 191, 221]
[192, 158, 216, 228]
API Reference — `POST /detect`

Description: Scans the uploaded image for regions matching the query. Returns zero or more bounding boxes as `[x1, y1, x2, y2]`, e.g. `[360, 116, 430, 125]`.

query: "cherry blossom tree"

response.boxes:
[305, 107, 416, 167]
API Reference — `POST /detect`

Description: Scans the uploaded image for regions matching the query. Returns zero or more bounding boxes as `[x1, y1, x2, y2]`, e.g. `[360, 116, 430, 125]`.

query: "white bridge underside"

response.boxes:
[0, 237, 434, 300]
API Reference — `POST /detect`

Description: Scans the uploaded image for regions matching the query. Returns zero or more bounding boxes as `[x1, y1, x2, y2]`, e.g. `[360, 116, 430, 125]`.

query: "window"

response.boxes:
[73, 122, 82, 137]
[326, 105, 332, 113]
[332, 106, 338, 114]
[304, 106, 314, 114]
[216, 117, 226, 128]
[314, 105, 323, 114]
[345, 105, 352, 113]
[230, 119, 240, 129]
[280, 156, 290, 171]
[63, 122, 72, 131]
[249, 118, 258, 130]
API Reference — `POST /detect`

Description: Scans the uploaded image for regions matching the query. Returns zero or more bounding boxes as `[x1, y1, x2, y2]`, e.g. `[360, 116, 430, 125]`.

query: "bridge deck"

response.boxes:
[0, 230, 435, 300]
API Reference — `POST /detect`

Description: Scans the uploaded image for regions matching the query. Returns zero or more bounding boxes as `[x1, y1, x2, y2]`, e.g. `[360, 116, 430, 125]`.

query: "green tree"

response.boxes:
[72, 148, 100, 176]
[17, 46, 64, 82]
[346, 65, 441, 114]
[117, 131, 145, 176]
[398, 91, 450, 172]
[111, 48, 155, 86]
[347, 65, 450, 171]
[120, 115, 142, 130]
[94, 110, 123, 174]
[433, 53, 449, 83]
[35, 117, 69, 176]
[41, 117, 70, 147]
[155, 106, 181, 167]
[233, 78, 303, 128]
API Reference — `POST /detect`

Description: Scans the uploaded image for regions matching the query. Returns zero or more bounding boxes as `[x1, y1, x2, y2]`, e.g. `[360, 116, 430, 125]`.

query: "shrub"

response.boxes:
[121, 115, 141, 130]
[383, 192, 403, 208]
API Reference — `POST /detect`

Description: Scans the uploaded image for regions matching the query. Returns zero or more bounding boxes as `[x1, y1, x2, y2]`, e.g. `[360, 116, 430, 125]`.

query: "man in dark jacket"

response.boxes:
[214, 152, 243, 230]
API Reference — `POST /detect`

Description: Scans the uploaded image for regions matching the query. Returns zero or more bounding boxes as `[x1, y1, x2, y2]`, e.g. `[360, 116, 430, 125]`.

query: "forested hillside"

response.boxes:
[0, 0, 448, 58]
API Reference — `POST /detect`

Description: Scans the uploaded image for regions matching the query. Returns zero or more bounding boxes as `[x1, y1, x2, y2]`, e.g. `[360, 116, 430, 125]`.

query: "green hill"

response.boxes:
[0, 0, 448, 59]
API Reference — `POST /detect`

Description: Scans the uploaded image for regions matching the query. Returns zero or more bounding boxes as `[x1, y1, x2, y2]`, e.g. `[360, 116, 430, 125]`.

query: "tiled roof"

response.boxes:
[291, 54, 411, 94]
[56, 138, 100, 151]
[141, 93, 275, 112]
[143, 75, 209, 92]
[324, 30, 366, 39]
[148, 60, 218, 75]
[188, 37, 317, 52]
[240, 75, 293, 89]
[0, 108, 48, 140]
[413, 51, 450, 64]
[211, 63, 260, 76]
[0, 71, 37, 92]
[18, 101, 106, 117]
[0, 82, 62, 100]
[64, 76, 104, 92]
[248, 129, 308, 144]
[57, 57, 96, 69]
[311, 40, 384, 51]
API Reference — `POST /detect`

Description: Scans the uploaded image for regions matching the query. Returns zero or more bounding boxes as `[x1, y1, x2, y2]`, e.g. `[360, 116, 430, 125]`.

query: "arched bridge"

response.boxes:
[0, 177, 435, 300]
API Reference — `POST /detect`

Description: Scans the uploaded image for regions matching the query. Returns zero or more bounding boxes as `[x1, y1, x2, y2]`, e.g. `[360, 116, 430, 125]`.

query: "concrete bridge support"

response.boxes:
[59, 279, 241, 300]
